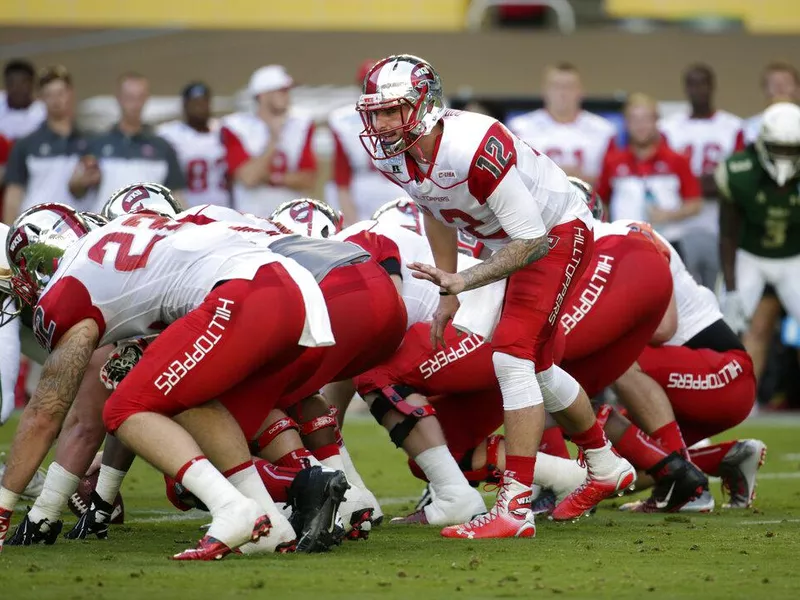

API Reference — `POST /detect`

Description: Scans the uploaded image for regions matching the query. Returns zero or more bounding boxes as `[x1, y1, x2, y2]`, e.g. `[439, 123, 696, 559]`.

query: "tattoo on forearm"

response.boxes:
[29, 324, 95, 420]
[460, 236, 549, 291]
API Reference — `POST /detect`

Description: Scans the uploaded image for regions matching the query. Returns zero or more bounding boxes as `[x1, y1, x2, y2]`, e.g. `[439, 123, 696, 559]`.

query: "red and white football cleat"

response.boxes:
[550, 444, 636, 521]
[440, 478, 535, 539]
[173, 503, 272, 561]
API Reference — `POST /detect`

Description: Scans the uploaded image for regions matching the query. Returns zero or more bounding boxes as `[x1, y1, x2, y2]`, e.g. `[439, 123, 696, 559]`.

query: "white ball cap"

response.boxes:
[248, 65, 294, 96]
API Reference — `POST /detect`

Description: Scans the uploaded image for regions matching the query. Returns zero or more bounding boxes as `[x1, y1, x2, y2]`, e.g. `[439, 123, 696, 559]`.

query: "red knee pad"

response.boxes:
[299, 406, 339, 437]
[250, 415, 300, 454]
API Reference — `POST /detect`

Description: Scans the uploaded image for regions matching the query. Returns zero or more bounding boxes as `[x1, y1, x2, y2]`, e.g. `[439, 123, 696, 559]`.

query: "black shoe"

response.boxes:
[531, 488, 557, 516]
[65, 492, 113, 540]
[288, 466, 350, 553]
[640, 452, 708, 512]
[7, 509, 63, 546]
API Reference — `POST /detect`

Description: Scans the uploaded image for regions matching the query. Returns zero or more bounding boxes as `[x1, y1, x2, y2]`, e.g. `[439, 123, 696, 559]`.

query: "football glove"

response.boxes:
[64, 491, 113, 540]
[100, 338, 151, 390]
[721, 290, 748, 335]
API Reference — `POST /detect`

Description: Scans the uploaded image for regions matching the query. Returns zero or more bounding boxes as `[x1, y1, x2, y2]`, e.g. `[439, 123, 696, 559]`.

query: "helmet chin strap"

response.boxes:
[772, 159, 796, 186]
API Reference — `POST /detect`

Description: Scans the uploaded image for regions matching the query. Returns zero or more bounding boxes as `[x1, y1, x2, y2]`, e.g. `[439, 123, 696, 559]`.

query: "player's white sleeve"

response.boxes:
[486, 166, 547, 241]
[0, 305, 21, 424]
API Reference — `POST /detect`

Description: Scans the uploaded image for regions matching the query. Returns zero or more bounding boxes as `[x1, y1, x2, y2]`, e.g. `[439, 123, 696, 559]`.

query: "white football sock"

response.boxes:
[95, 465, 127, 505]
[339, 445, 367, 489]
[28, 462, 79, 523]
[227, 464, 282, 519]
[533, 452, 587, 500]
[179, 458, 243, 515]
[415, 446, 471, 493]
[320, 454, 346, 474]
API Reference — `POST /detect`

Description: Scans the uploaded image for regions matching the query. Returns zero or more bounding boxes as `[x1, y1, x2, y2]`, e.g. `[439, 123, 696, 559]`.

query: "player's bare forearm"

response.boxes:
[459, 236, 548, 292]
[669, 200, 703, 221]
[719, 201, 741, 291]
[282, 170, 317, 192]
[2, 185, 23, 225]
[336, 186, 359, 226]
[0, 319, 99, 493]
[235, 153, 274, 188]
[424, 213, 459, 273]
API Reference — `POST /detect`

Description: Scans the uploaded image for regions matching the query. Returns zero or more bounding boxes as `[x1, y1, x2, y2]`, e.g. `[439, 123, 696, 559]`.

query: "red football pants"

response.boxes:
[223, 260, 407, 441]
[556, 233, 673, 397]
[637, 346, 756, 446]
[491, 220, 593, 370]
[354, 322, 502, 459]
[103, 263, 306, 432]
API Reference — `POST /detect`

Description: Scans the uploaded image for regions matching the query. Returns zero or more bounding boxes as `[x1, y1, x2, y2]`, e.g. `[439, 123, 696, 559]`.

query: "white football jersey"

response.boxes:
[659, 110, 744, 177]
[156, 120, 229, 208]
[506, 109, 616, 180]
[659, 110, 745, 232]
[177, 203, 276, 229]
[34, 213, 331, 352]
[607, 219, 722, 346]
[743, 112, 764, 144]
[334, 219, 485, 329]
[0, 92, 46, 140]
[327, 105, 401, 220]
[221, 110, 315, 217]
[371, 110, 591, 253]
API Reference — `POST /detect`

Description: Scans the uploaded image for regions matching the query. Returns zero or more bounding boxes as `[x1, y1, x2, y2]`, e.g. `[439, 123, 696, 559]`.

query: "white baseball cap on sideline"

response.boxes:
[248, 65, 294, 96]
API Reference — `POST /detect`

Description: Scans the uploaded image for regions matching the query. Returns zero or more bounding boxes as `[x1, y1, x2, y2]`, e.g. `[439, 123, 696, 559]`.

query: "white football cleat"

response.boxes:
[719, 439, 767, 508]
[238, 509, 296, 554]
[338, 483, 374, 540]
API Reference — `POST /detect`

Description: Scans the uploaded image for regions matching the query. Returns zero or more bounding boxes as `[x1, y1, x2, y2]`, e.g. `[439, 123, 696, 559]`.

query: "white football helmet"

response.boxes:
[102, 182, 182, 220]
[356, 54, 445, 159]
[0, 222, 17, 326]
[756, 102, 800, 186]
[81, 211, 109, 230]
[371, 197, 424, 235]
[567, 176, 605, 222]
[5, 203, 91, 307]
[270, 199, 343, 238]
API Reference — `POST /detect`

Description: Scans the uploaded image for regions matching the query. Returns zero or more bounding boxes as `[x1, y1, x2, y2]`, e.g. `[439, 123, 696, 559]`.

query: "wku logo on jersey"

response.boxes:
[121, 186, 151, 213]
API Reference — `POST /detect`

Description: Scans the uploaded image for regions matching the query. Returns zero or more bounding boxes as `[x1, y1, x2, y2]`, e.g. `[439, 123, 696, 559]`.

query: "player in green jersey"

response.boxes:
[716, 102, 800, 382]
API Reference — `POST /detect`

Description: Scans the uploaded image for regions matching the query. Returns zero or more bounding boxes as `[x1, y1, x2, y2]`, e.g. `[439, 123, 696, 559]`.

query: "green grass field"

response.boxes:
[1, 414, 799, 600]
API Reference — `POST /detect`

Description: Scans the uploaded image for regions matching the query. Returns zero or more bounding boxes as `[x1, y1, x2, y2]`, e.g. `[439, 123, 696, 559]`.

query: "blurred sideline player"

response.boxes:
[597, 93, 702, 252]
[659, 64, 745, 288]
[327, 60, 401, 224]
[221, 65, 317, 216]
[507, 63, 616, 186]
[743, 62, 799, 143]
[357, 54, 634, 538]
[157, 82, 229, 208]
[718, 103, 800, 396]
